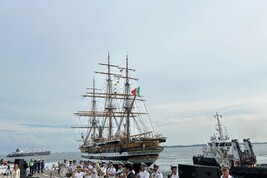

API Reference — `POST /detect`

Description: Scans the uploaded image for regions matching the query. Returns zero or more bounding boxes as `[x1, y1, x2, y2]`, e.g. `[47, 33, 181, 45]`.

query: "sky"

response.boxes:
[1, 1, 267, 154]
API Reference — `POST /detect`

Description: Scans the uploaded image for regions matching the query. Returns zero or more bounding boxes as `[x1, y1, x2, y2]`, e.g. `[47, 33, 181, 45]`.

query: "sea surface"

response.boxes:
[1, 144, 267, 175]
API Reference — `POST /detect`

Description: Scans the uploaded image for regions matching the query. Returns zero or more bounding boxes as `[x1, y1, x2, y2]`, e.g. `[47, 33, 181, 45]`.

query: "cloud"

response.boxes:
[20, 123, 71, 129]
[148, 92, 267, 145]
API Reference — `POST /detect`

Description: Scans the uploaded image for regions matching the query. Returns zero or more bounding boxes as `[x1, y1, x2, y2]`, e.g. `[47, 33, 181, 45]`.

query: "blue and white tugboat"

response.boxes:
[193, 112, 267, 178]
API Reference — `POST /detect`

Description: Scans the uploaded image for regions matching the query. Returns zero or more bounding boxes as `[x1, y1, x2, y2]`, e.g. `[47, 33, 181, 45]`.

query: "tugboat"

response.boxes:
[193, 112, 267, 177]
[71, 53, 167, 170]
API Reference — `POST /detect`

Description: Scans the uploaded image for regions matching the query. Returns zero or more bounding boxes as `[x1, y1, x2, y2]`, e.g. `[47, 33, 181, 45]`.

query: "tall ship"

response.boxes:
[7, 148, 50, 157]
[193, 112, 267, 177]
[72, 53, 166, 169]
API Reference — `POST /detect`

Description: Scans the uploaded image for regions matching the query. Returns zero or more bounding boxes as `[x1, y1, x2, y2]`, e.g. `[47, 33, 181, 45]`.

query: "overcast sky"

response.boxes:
[1, 1, 267, 154]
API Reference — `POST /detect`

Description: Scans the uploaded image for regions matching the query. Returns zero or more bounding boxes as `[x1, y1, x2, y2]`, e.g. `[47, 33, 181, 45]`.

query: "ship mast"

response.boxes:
[125, 55, 131, 141]
[91, 78, 98, 140]
[83, 78, 99, 143]
[71, 78, 100, 145]
[105, 52, 115, 140]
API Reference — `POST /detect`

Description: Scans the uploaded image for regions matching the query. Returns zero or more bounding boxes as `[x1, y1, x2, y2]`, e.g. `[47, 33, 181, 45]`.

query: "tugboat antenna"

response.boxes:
[214, 112, 224, 140]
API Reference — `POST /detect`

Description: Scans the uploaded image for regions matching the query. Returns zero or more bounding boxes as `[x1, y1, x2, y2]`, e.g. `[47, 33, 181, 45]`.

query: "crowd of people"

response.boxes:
[60, 159, 179, 178]
[61, 159, 233, 178]
[0, 158, 46, 178]
[1, 158, 232, 178]
[28, 159, 45, 175]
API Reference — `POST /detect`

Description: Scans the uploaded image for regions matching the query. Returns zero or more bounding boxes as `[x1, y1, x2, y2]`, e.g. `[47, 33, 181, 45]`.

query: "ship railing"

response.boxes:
[129, 131, 154, 139]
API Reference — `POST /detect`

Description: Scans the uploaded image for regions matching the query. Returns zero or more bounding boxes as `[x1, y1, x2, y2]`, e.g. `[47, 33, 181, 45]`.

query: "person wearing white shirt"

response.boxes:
[87, 161, 93, 170]
[137, 163, 149, 178]
[91, 163, 98, 178]
[150, 164, 163, 178]
[220, 165, 233, 178]
[107, 161, 116, 178]
[11, 163, 20, 178]
[170, 165, 179, 178]
[116, 162, 126, 178]
[68, 161, 76, 173]
[64, 159, 70, 167]
[84, 168, 92, 178]
[72, 165, 86, 178]
[99, 162, 107, 178]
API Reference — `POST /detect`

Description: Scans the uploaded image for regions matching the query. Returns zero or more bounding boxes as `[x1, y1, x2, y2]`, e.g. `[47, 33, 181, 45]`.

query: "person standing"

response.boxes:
[220, 165, 233, 178]
[137, 163, 149, 178]
[79, 161, 84, 169]
[116, 162, 125, 178]
[91, 162, 98, 178]
[99, 161, 107, 178]
[41, 159, 45, 173]
[72, 165, 85, 178]
[4, 164, 11, 176]
[64, 159, 70, 167]
[169, 166, 179, 178]
[107, 161, 116, 178]
[33, 159, 37, 174]
[37, 159, 41, 173]
[84, 167, 92, 178]
[124, 163, 135, 178]
[87, 160, 93, 170]
[29, 159, 34, 175]
[150, 164, 163, 178]
[68, 160, 76, 173]
[11, 163, 20, 178]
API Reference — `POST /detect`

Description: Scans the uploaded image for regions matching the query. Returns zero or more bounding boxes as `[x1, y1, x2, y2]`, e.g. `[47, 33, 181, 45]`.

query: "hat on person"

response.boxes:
[170, 165, 177, 169]
[141, 162, 147, 167]
[109, 161, 113, 164]
[153, 163, 159, 168]
[220, 164, 230, 171]
[125, 163, 133, 170]
[118, 162, 124, 166]
[127, 161, 133, 165]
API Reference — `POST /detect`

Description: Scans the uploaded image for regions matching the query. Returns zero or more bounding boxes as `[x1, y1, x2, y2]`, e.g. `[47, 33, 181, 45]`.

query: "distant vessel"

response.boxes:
[72, 53, 166, 169]
[7, 148, 50, 157]
[193, 112, 267, 177]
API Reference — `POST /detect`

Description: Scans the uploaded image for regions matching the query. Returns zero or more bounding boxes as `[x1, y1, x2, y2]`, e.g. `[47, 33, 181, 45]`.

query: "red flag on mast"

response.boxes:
[131, 87, 140, 96]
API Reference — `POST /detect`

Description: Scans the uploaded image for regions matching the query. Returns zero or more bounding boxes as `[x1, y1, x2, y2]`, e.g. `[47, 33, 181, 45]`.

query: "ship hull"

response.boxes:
[193, 156, 267, 177]
[79, 140, 163, 170]
[7, 151, 51, 157]
[193, 155, 219, 167]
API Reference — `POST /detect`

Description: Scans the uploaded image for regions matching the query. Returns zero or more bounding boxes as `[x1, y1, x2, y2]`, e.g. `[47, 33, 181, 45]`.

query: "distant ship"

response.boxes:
[7, 148, 50, 157]
[193, 112, 267, 177]
[71, 53, 167, 170]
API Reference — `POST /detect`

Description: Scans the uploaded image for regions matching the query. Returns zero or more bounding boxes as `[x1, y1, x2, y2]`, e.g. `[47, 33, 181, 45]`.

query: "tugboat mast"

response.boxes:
[214, 112, 225, 140]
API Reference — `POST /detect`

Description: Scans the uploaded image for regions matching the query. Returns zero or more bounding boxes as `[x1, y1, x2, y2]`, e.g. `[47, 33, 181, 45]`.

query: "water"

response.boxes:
[1, 144, 267, 175]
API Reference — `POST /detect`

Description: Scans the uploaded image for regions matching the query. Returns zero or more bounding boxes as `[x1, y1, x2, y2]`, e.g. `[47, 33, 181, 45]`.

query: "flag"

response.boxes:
[131, 87, 140, 96]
